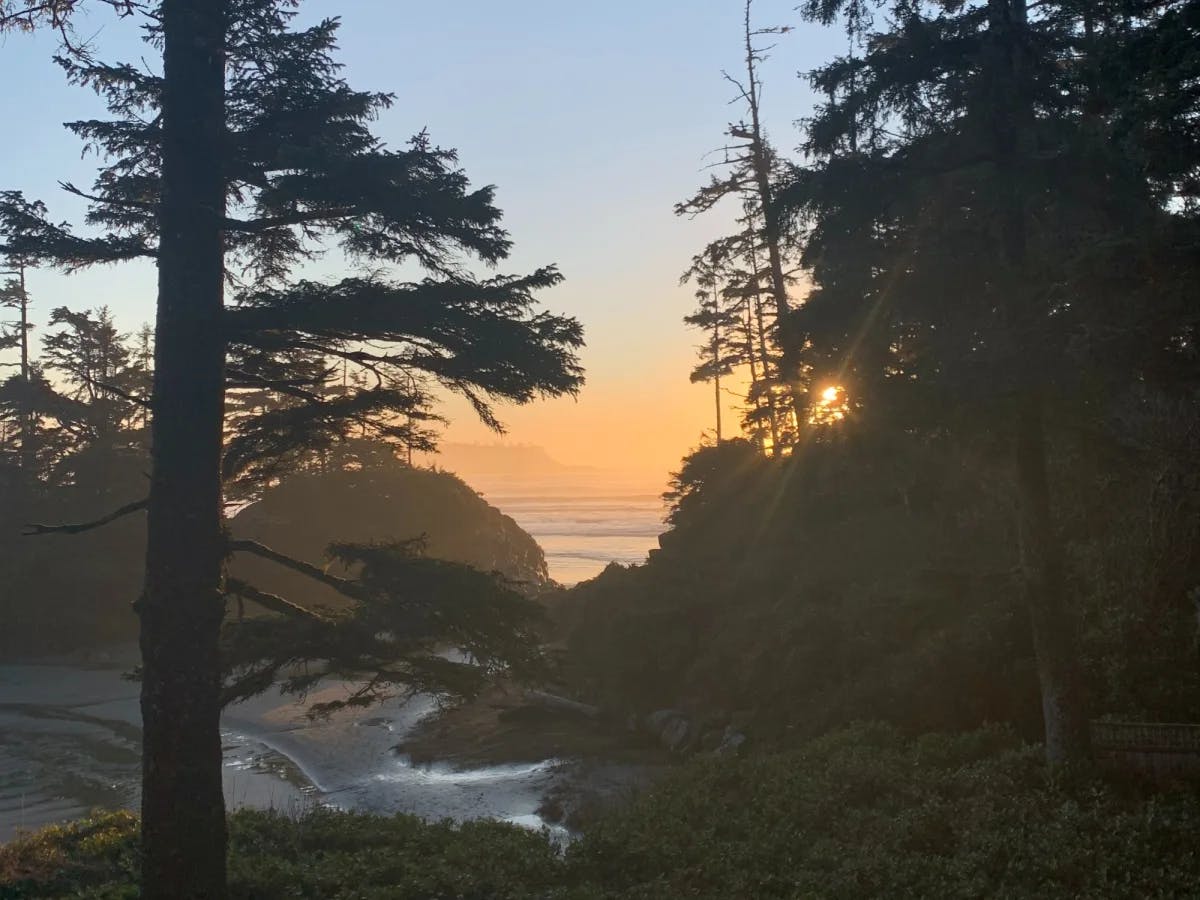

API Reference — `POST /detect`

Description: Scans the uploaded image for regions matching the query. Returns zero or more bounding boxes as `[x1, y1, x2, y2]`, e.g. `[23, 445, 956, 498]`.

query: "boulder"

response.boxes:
[645, 709, 694, 753]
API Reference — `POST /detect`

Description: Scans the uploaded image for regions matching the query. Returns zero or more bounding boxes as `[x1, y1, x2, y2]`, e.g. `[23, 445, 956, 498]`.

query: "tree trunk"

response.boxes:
[712, 283, 723, 443]
[1014, 395, 1092, 764]
[138, 1, 230, 897]
[741, 297, 771, 452]
[741, 0, 803, 428]
[746, 249, 783, 452]
[17, 265, 28, 382]
[14, 264, 36, 480]
[989, 0, 1090, 767]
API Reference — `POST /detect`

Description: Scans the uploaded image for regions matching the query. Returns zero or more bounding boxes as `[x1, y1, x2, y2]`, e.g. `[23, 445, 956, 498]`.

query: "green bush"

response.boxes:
[0, 808, 564, 900]
[569, 724, 1200, 898]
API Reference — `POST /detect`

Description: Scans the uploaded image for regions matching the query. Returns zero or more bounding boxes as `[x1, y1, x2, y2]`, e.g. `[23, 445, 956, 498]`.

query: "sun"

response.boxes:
[810, 385, 849, 426]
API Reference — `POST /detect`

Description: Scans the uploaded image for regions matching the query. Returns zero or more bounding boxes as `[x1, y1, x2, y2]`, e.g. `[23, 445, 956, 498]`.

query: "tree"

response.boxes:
[785, 0, 1200, 765]
[681, 246, 739, 443]
[0, 261, 35, 481]
[0, 0, 143, 37]
[681, 219, 797, 453]
[677, 0, 805, 432]
[1, 3, 583, 896]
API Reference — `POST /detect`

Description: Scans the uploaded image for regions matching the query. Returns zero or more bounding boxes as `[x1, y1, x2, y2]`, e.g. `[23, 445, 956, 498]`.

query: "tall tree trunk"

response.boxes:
[748, 250, 782, 453]
[16, 264, 35, 479]
[989, 0, 1090, 766]
[138, 1, 230, 897]
[712, 283, 723, 443]
[17, 264, 28, 381]
[742, 297, 771, 451]
[1015, 396, 1091, 764]
[741, 0, 802, 424]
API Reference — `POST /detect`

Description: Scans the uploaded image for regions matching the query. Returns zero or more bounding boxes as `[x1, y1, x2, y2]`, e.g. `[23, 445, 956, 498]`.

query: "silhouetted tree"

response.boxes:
[1, 2, 583, 896]
[0, 262, 35, 482]
[681, 246, 739, 443]
[677, 0, 805, 430]
[785, 0, 1200, 765]
[682, 222, 795, 452]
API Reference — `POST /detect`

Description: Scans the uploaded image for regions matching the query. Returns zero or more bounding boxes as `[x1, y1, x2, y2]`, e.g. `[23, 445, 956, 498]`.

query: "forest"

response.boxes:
[0, 0, 1198, 898]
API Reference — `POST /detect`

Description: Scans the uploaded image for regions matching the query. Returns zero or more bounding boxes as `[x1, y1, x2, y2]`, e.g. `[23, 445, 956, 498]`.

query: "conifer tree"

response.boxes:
[681, 246, 739, 443]
[785, 0, 1200, 765]
[1, 3, 584, 895]
[677, 0, 805, 432]
[0, 262, 35, 482]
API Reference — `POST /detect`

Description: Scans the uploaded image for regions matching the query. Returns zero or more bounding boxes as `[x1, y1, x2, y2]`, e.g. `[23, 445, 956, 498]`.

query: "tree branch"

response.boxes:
[224, 577, 331, 624]
[227, 537, 367, 600]
[59, 181, 155, 212]
[225, 367, 325, 403]
[223, 208, 355, 234]
[83, 375, 152, 407]
[23, 497, 147, 536]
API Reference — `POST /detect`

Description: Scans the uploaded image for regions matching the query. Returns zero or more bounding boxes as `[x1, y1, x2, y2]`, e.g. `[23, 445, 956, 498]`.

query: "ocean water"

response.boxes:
[466, 471, 668, 585]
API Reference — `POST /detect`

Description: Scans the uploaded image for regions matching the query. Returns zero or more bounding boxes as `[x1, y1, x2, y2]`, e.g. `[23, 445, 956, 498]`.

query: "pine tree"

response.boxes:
[785, 0, 1200, 765]
[681, 246, 739, 444]
[683, 214, 798, 453]
[676, 0, 805, 438]
[1, 3, 584, 895]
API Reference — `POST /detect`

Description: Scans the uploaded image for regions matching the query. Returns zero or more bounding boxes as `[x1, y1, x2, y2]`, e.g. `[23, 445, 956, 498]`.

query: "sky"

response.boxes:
[0, 1, 839, 482]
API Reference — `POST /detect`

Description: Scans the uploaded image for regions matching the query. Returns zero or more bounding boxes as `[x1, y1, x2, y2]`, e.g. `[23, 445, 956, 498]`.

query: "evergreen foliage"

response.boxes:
[0, 6, 585, 887]
[0, 0, 584, 690]
[676, 0, 805, 451]
[564, 414, 1200, 740]
[1, 4, 584, 486]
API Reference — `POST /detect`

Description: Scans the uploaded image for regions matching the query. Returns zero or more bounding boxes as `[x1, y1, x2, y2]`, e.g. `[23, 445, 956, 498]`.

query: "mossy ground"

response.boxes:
[5, 725, 1200, 899]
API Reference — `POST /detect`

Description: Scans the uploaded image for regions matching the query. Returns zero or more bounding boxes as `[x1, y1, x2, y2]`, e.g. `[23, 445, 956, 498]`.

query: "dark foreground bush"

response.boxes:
[0, 808, 565, 900]
[5, 725, 1200, 899]
[571, 724, 1200, 898]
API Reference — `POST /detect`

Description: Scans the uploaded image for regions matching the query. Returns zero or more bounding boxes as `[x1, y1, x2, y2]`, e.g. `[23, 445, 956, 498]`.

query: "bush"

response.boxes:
[568, 724, 1200, 898]
[0, 809, 563, 900]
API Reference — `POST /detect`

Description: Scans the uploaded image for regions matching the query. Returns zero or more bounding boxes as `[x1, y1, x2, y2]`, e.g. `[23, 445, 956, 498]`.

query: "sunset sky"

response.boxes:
[0, 1, 831, 480]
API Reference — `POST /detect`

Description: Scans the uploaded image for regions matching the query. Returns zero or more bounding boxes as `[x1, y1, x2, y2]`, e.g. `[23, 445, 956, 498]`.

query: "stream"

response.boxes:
[0, 652, 569, 844]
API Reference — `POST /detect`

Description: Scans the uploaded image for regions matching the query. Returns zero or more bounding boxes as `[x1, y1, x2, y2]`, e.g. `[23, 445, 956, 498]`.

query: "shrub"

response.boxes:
[567, 724, 1200, 898]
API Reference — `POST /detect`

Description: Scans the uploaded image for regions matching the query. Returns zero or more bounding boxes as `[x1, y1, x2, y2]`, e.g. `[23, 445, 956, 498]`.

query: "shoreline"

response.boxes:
[1, 651, 663, 842]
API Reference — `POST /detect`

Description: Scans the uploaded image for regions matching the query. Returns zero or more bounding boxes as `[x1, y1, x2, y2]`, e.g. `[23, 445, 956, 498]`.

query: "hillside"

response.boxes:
[229, 464, 551, 613]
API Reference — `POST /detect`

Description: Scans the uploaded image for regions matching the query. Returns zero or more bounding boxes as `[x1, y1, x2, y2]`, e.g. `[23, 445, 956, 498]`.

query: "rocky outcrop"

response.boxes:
[642, 709, 748, 757]
[229, 464, 551, 612]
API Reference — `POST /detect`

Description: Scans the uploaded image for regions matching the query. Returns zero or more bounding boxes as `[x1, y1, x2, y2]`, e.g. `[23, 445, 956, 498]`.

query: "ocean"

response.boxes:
[463, 470, 668, 585]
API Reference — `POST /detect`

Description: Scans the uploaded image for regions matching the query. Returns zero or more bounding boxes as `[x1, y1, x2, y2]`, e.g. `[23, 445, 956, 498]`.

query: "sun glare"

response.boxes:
[810, 385, 849, 426]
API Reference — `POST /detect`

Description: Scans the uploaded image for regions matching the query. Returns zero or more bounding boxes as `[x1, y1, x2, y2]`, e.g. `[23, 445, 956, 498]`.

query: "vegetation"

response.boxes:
[7, 726, 1200, 899]
[230, 463, 551, 594]
[1, 1, 582, 893]
[676, 2, 804, 448]
[563, 407, 1200, 742]
[654, 0, 1200, 769]
[1, 0, 1198, 896]
[0, 308, 556, 657]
